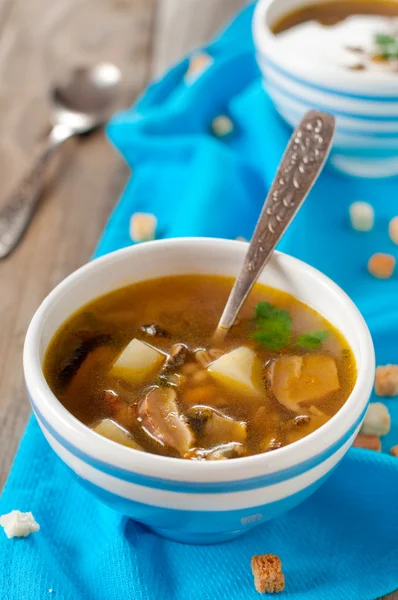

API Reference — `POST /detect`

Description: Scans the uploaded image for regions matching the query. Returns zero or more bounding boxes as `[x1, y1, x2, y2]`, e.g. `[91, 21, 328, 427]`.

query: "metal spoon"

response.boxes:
[0, 62, 122, 259]
[213, 110, 335, 344]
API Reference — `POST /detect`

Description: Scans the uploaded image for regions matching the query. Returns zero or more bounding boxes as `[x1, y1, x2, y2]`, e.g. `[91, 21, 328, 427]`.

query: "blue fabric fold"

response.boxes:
[1, 4, 398, 599]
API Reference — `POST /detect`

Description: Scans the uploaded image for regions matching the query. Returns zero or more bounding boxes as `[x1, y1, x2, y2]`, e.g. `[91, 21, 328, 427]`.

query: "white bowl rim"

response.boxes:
[253, 0, 398, 95]
[23, 237, 375, 484]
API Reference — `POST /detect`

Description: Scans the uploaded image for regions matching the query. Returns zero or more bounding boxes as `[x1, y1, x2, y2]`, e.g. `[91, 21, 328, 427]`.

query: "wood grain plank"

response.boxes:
[151, 0, 248, 77]
[0, 0, 156, 489]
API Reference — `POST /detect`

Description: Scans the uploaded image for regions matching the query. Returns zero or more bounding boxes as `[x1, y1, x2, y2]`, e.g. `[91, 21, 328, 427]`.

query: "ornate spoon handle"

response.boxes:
[216, 110, 335, 334]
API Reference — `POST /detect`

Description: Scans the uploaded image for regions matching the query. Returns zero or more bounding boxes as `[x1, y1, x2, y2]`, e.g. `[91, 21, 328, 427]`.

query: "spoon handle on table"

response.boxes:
[216, 110, 335, 334]
[0, 124, 72, 259]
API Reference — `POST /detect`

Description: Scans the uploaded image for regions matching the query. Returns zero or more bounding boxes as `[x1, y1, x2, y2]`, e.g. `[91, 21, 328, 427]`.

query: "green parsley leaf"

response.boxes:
[374, 32, 398, 59]
[252, 302, 292, 351]
[295, 330, 329, 351]
[375, 33, 396, 46]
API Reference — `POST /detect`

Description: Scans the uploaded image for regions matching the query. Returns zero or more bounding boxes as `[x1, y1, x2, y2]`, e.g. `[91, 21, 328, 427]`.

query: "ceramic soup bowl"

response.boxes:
[253, 0, 398, 178]
[24, 238, 374, 544]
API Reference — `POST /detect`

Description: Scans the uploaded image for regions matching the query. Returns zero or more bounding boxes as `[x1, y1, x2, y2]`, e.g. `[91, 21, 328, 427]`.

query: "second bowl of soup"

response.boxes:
[24, 238, 374, 544]
[253, 0, 398, 178]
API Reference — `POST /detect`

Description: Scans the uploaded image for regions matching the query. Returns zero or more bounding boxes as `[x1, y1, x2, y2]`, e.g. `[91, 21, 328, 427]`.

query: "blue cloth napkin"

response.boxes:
[1, 4, 398, 600]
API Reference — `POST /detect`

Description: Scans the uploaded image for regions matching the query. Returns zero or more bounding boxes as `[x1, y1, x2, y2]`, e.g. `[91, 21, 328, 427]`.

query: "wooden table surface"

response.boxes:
[0, 0, 246, 489]
[0, 2, 395, 598]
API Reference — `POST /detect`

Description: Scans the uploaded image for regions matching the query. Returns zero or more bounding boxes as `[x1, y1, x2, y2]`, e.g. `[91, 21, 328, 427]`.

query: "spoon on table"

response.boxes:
[0, 62, 122, 259]
[213, 110, 335, 345]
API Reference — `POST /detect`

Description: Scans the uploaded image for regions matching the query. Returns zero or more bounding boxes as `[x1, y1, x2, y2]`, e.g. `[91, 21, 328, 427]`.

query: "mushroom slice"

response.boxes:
[189, 442, 245, 461]
[93, 419, 143, 450]
[140, 323, 169, 338]
[269, 354, 340, 413]
[161, 343, 189, 374]
[110, 338, 166, 383]
[185, 405, 247, 446]
[205, 442, 245, 460]
[203, 409, 247, 445]
[207, 346, 263, 396]
[138, 387, 194, 455]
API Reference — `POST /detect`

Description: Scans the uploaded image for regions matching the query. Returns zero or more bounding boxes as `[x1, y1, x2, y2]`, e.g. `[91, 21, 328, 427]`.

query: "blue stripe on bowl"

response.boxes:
[264, 75, 398, 125]
[259, 54, 398, 103]
[79, 469, 334, 528]
[267, 88, 398, 141]
[31, 397, 366, 494]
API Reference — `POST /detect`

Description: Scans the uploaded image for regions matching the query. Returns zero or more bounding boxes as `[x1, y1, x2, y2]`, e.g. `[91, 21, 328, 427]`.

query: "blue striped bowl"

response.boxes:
[253, 0, 398, 178]
[24, 239, 374, 544]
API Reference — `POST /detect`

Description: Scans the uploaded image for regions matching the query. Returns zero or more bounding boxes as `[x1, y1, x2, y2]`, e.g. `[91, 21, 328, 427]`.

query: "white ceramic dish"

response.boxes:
[253, 0, 398, 178]
[24, 238, 375, 544]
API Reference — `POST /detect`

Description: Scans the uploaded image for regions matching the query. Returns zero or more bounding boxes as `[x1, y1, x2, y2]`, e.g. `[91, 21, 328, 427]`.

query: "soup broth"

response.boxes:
[273, 1, 398, 33]
[44, 275, 356, 460]
[271, 1, 398, 72]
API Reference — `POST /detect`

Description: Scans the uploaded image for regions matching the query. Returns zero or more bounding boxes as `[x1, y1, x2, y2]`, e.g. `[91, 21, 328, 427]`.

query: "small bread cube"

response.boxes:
[367, 253, 395, 279]
[211, 115, 234, 138]
[251, 554, 285, 594]
[349, 201, 374, 232]
[0, 511, 40, 539]
[184, 52, 213, 83]
[375, 364, 398, 396]
[389, 445, 398, 457]
[129, 212, 157, 243]
[353, 434, 381, 451]
[360, 402, 391, 436]
[389, 216, 398, 245]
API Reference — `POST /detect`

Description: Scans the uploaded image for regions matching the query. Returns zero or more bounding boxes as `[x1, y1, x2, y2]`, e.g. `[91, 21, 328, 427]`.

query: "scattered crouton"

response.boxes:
[129, 212, 157, 243]
[389, 445, 398, 457]
[184, 52, 213, 83]
[360, 402, 391, 436]
[0, 510, 40, 538]
[367, 253, 395, 279]
[375, 365, 398, 397]
[251, 554, 285, 594]
[353, 434, 381, 452]
[211, 115, 234, 138]
[349, 201, 374, 232]
[388, 216, 398, 245]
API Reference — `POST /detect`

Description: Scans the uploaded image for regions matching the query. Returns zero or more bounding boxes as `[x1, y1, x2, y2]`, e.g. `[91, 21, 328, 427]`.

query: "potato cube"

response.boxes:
[207, 346, 263, 396]
[93, 419, 142, 450]
[111, 338, 165, 383]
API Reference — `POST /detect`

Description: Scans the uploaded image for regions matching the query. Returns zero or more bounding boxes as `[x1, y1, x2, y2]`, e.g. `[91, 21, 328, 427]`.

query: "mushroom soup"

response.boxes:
[43, 275, 356, 460]
[272, 1, 398, 73]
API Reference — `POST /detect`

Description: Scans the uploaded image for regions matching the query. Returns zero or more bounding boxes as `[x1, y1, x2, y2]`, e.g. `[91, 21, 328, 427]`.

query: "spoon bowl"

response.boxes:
[52, 63, 122, 133]
[0, 62, 122, 259]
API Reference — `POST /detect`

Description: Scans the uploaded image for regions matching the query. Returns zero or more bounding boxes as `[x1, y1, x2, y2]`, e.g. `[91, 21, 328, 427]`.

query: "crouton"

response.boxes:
[129, 212, 157, 243]
[353, 434, 381, 451]
[389, 216, 398, 245]
[0, 511, 40, 538]
[375, 365, 398, 397]
[389, 445, 398, 457]
[251, 554, 285, 594]
[367, 253, 395, 279]
[360, 402, 390, 436]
